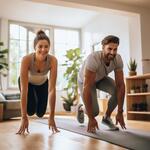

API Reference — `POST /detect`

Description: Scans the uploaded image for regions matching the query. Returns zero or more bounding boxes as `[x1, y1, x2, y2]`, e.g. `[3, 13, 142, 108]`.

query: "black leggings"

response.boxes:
[18, 77, 48, 118]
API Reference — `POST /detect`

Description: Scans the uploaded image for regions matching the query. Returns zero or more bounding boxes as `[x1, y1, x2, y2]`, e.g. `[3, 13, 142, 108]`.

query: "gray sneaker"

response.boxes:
[102, 116, 119, 131]
[77, 104, 84, 124]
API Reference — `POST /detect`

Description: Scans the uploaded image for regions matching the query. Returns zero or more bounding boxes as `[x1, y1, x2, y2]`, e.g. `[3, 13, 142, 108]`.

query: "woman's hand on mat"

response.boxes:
[48, 117, 60, 133]
[87, 118, 99, 133]
[116, 113, 126, 129]
[16, 116, 30, 134]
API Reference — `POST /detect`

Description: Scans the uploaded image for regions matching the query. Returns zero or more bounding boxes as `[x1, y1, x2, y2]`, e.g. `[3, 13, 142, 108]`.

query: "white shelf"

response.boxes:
[127, 92, 150, 96]
[128, 111, 150, 114]
[126, 73, 150, 80]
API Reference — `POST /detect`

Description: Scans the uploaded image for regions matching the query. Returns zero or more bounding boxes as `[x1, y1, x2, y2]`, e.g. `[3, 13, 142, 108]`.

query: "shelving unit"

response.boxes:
[126, 73, 150, 121]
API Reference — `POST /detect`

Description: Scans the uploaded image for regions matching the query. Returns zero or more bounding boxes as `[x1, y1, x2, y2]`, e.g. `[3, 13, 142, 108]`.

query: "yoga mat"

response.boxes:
[37, 117, 150, 150]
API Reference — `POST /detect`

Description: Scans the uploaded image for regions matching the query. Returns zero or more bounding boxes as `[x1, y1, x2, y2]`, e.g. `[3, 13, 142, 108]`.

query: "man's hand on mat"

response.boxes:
[116, 113, 126, 129]
[48, 118, 60, 133]
[87, 118, 99, 133]
[16, 116, 30, 134]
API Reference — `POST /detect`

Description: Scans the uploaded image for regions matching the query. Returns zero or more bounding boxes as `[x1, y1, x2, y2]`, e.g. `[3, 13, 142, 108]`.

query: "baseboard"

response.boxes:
[45, 111, 126, 117]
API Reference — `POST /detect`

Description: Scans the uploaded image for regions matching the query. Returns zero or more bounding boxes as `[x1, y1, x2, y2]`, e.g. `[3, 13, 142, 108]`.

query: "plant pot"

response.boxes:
[63, 103, 71, 111]
[129, 71, 137, 76]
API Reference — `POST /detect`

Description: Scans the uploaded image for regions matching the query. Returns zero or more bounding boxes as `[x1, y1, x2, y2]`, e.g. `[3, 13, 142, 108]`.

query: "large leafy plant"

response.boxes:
[0, 42, 8, 75]
[61, 48, 82, 108]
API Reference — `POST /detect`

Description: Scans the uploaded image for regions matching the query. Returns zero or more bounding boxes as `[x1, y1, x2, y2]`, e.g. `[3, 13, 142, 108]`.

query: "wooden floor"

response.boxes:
[0, 115, 150, 150]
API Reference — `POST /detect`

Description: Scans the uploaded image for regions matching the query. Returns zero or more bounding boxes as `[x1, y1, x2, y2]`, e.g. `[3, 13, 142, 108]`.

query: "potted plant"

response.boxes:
[127, 58, 137, 76]
[61, 48, 82, 111]
[0, 42, 9, 90]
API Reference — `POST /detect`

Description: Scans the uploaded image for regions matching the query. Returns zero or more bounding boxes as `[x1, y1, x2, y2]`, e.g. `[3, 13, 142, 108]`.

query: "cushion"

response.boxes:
[3, 93, 20, 100]
[0, 93, 6, 102]
[5, 100, 21, 110]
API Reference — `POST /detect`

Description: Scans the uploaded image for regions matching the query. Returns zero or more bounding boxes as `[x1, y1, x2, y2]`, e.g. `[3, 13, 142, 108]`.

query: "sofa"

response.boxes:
[0, 92, 21, 120]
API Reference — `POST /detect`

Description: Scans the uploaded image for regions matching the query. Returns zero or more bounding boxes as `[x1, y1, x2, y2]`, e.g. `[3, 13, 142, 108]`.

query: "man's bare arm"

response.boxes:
[83, 69, 96, 119]
[114, 69, 125, 112]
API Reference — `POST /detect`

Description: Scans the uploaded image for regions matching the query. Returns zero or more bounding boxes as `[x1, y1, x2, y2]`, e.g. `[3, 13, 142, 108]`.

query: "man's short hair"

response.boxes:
[101, 35, 119, 46]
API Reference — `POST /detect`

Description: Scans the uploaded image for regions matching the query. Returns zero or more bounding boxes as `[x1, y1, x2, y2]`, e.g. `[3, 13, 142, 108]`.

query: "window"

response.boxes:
[9, 24, 27, 88]
[8, 22, 50, 88]
[54, 28, 80, 90]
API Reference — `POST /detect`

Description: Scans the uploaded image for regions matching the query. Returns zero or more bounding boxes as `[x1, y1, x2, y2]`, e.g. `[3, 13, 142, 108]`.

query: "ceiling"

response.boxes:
[0, 0, 99, 28]
[104, 0, 150, 9]
[29, 0, 150, 9]
[0, 0, 149, 29]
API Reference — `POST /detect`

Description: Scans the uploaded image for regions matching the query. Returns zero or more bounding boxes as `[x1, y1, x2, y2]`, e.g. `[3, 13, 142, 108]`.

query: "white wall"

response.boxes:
[81, 12, 142, 77]
[0, 18, 1, 39]
[0, 18, 8, 47]
[140, 9, 150, 73]
[128, 15, 142, 74]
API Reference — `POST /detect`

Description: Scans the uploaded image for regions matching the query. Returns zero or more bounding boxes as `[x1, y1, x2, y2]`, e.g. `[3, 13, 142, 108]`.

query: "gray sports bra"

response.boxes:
[28, 53, 51, 85]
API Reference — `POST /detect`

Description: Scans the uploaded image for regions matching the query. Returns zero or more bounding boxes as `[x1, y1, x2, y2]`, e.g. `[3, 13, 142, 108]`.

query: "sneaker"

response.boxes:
[77, 104, 84, 124]
[102, 116, 119, 131]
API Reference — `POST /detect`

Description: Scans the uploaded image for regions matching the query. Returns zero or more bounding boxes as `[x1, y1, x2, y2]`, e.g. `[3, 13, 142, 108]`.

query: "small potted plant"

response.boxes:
[61, 93, 76, 111]
[127, 58, 137, 76]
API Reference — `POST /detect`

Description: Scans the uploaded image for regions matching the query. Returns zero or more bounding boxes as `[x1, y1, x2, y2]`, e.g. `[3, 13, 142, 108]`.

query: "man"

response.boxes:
[77, 35, 126, 133]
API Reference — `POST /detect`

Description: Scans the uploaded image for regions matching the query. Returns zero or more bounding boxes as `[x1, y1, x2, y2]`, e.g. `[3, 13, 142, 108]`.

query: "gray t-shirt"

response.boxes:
[78, 51, 123, 83]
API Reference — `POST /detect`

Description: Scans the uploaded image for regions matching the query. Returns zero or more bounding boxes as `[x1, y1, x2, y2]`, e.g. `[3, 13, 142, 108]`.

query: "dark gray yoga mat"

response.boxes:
[38, 118, 150, 150]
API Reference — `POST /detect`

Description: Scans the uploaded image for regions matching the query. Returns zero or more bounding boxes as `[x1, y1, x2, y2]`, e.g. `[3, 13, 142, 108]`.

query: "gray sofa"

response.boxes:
[0, 93, 21, 120]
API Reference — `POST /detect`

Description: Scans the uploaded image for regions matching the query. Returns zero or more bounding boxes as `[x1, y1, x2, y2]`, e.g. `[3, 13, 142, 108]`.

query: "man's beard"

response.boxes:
[106, 54, 116, 61]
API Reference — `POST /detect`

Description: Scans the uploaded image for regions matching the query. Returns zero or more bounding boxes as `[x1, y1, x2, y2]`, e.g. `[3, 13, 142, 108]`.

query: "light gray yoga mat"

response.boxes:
[38, 118, 150, 150]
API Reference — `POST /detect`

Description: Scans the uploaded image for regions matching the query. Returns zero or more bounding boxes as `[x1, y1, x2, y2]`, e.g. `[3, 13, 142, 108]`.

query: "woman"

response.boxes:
[17, 30, 59, 134]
